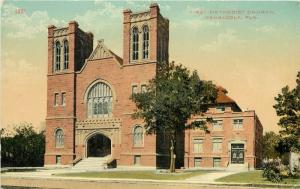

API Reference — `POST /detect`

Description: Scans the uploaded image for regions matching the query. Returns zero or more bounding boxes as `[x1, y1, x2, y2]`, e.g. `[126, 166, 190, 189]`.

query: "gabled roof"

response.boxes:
[88, 39, 123, 64]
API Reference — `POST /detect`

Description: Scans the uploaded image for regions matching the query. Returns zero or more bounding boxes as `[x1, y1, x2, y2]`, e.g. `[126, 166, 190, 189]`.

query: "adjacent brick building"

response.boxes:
[45, 3, 263, 169]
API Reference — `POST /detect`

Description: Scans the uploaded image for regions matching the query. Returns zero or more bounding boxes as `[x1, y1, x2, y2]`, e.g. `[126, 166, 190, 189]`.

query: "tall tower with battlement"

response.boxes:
[45, 21, 93, 165]
[123, 3, 169, 65]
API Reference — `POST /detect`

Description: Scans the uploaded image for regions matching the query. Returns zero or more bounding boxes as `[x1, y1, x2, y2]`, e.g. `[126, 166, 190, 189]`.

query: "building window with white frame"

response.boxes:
[56, 155, 61, 165]
[134, 155, 141, 165]
[194, 157, 202, 167]
[61, 92, 66, 106]
[55, 129, 64, 148]
[133, 126, 143, 147]
[54, 93, 59, 106]
[212, 120, 223, 130]
[212, 138, 222, 153]
[132, 27, 139, 61]
[63, 40, 69, 70]
[132, 85, 138, 94]
[233, 119, 243, 129]
[213, 157, 221, 167]
[55, 41, 61, 71]
[142, 25, 149, 59]
[193, 138, 203, 153]
[141, 84, 147, 93]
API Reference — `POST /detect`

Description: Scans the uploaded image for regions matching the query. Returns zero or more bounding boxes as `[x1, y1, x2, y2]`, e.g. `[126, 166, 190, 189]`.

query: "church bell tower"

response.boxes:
[123, 3, 169, 65]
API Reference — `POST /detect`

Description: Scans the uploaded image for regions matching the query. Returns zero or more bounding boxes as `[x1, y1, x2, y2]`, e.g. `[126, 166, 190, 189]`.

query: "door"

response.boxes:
[231, 144, 244, 164]
[87, 133, 111, 157]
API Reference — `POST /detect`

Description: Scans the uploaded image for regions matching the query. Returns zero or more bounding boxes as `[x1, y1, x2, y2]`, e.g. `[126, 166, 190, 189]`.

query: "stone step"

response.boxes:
[72, 157, 109, 170]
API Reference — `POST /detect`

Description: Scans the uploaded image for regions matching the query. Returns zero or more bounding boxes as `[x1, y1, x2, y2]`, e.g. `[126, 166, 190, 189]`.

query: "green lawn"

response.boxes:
[56, 170, 209, 180]
[216, 171, 300, 185]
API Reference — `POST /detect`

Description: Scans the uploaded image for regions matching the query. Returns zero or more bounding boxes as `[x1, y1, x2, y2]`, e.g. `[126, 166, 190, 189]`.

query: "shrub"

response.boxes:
[1, 123, 45, 167]
[262, 161, 282, 183]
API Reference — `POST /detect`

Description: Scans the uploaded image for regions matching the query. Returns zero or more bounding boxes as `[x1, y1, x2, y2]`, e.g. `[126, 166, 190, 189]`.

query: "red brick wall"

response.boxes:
[184, 108, 260, 169]
[75, 57, 157, 166]
[45, 21, 94, 166]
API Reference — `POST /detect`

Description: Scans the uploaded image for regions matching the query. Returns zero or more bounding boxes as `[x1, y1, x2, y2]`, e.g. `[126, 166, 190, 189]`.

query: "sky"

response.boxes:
[1, 0, 300, 133]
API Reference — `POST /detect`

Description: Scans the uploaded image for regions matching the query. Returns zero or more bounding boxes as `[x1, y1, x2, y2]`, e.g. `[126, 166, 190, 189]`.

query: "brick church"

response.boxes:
[45, 3, 263, 169]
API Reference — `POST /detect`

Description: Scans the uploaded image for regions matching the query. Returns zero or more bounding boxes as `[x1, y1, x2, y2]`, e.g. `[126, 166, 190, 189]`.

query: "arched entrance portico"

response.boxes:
[86, 133, 111, 157]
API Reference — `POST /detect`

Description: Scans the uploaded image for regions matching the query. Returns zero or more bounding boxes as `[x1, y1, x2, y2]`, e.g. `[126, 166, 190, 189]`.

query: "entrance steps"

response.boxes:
[72, 157, 109, 171]
[226, 163, 249, 172]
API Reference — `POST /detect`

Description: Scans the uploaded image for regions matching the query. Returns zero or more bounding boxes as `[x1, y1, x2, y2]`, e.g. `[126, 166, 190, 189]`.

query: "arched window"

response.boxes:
[55, 129, 64, 148]
[142, 25, 149, 59]
[63, 40, 69, 70]
[55, 41, 61, 71]
[133, 126, 143, 147]
[87, 82, 113, 118]
[132, 27, 139, 61]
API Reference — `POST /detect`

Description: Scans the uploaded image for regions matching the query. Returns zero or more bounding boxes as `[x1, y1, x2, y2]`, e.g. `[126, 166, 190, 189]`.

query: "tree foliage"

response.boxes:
[131, 62, 217, 171]
[262, 131, 280, 160]
[1, 122, 45, 167]
[262, 161, 282, 183]
[273, 72, 300, 152]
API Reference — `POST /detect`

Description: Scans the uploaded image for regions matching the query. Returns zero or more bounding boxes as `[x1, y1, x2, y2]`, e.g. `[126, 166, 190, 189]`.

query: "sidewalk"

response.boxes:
[186, 170, 240, 183]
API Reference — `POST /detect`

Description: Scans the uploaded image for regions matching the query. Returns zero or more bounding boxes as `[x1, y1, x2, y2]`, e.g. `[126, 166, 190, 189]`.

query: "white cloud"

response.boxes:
[255, 25, 275, 33]
[73, 2, 123, 34]
[199, 29, 246, 52]
[2, 3, 65, 39]
[1, 3, 66, 39]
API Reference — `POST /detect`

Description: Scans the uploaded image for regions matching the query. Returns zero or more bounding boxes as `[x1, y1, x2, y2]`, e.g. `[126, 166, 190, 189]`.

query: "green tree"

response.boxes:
[1, 122, 45, 167]
[131, 62, 217, 172]
[262, 131, 280, 160]
[273, 72, 300, 152]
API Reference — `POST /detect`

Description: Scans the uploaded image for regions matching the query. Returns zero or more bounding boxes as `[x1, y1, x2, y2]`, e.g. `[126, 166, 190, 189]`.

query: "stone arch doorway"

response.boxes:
[86, 133, 111, 157]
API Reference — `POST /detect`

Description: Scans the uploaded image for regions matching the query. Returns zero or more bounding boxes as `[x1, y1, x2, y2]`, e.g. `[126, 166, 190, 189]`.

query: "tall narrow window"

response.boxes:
[61, 92, 66, 106]
[142, 26, 149, 59]
[141, 85, 147, 93]
[134, 155, 141, 165]
[133, 126, 143, 147]
[63, 40, 69, 70]
[54, 93, 59, 106]
[194, 157, 202, 167]
[55, 129, 64, 148]
[193, 138, 203, 153]
[55, 41, 61, 71]
[132, 27, 139, 61]
[212, 138, 222, 153]
[56, 155, 61, 165]
[132, 85, 138, 95]
[213, 157, 221, 167]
